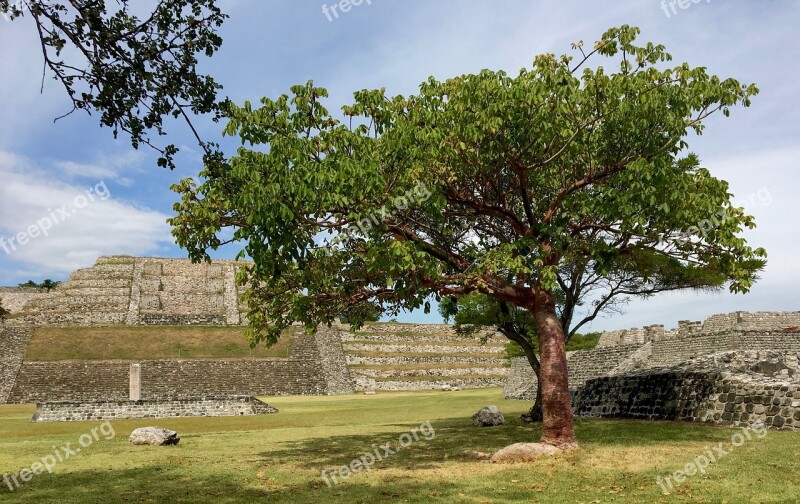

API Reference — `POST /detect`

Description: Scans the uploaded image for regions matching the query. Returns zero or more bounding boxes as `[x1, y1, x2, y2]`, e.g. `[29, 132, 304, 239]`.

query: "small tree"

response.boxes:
[40, 279, 61, 292]
[0, 299, 8, 322]
[172, 26, 764, 450]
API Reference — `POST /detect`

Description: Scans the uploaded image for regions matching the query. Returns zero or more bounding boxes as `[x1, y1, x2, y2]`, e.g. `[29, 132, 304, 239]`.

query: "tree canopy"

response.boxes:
[171, 25, 763, 448]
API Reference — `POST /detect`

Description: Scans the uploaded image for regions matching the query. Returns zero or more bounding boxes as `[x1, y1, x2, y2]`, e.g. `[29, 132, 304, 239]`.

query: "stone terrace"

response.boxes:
[340, 323, 509, 391]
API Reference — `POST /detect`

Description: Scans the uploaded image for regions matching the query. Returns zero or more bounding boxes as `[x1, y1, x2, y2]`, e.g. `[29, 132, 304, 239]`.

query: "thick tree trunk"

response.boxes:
[531, 287, 577, 448]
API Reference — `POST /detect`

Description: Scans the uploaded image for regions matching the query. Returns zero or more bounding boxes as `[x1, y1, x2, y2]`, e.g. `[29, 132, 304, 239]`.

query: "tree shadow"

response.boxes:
[256, 416, 540, 471]
[0, 466, 268, 504]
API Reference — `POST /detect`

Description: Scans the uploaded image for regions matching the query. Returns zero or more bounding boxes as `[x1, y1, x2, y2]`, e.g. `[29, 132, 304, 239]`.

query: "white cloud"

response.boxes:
[0, 151, 173, 280]
[52, 150, 144, 187]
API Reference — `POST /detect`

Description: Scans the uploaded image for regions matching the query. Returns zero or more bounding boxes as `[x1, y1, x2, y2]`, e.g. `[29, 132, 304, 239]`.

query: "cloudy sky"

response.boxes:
[0, 0, 798, 331]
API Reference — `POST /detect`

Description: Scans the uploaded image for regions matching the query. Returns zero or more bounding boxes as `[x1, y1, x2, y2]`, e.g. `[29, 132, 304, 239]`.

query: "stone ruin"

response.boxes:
[0, 256, 509, 420]
[504, 311, 800, 430]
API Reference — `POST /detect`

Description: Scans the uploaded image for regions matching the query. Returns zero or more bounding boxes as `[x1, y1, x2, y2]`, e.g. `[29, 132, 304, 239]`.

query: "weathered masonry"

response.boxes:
[504, 311, 800, 430]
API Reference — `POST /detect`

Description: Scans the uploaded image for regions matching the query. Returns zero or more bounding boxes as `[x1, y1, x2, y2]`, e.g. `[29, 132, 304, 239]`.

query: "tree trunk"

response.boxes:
[521, 377, 543, 423]
[531, 286, 577, 448]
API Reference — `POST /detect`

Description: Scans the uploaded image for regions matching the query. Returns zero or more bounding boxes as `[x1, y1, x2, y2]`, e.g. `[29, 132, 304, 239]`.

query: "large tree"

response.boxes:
[1, 0, 227, 169]
[171, 26, 764, 450]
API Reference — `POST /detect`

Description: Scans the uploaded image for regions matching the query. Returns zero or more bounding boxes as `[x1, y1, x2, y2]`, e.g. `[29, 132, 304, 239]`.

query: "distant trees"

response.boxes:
[18, 279, 61, 292]
[338, 304, 382, 325]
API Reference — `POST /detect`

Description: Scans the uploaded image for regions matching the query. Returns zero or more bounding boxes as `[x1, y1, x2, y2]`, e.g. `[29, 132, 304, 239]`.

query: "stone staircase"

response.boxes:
[17, 257, 135, 325]
[13, 256, 245, 326]
[0, 324, 34, 402]
[340, 324, 509, 391]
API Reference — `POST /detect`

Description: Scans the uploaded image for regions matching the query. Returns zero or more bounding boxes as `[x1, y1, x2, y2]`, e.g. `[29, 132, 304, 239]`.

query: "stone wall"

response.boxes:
[503, 344, 643, 401]
[32, 396, 278, 422]
[6, 330, 347, 403]
[506, 312, 800, 402]
[649, 331, 738, 367]
[8, 358, 329, 403]
[315, 326, 356, 395]
[0, 287, 48, 313]
[8, 360, 129, 403]
[572, 351, 800, 431]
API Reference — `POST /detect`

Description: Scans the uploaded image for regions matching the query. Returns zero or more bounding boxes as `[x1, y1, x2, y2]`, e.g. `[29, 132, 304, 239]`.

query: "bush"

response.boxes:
[504, 331, 601, 359]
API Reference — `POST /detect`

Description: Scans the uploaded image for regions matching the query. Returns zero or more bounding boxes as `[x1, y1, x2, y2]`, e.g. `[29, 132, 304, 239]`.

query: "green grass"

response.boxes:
[0, 388, 798, 503]
[25, 326, 293, 360]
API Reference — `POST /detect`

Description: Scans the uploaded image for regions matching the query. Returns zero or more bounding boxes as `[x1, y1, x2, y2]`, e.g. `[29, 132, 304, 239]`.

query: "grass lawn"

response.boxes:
[0, 388, 798, 503]
[25, 326, 293, 360]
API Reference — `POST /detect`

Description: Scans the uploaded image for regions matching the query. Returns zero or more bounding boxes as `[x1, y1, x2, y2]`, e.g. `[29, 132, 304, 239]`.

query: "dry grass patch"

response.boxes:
[25, 326, 293, 360]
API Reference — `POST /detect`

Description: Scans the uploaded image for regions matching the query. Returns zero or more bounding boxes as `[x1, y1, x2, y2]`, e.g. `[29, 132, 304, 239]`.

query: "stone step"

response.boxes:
[59, 287, 132, 297]
[340, 332, 507, 344]
[351, 366, 509, 379]
[160, 262, 212, 277]
[24, 312, 127, 326]
[156, 293, 225, 315]
[69, 267, 133, 281]
[95, 256, 136, 265]
[343, 343, 505, 354]
[358, 376, 507, 391]
[61, 279, 131, 289]
[159, 276, 220, 293]
[346, 355, 507, 366]
[24, 296, 129, 310]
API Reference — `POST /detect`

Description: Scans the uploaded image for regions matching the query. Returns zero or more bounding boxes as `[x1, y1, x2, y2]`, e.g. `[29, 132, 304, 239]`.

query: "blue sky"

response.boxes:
[1, 0, 798, 331]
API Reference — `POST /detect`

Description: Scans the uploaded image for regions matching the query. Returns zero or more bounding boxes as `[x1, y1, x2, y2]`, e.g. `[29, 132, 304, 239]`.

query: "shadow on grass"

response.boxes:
[256, 415, 735, 473]
[256, 416, 539, 471]
[0, 464, 510, 504]
[256, 415, 748, 473]
[0, 466, 269, 504]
